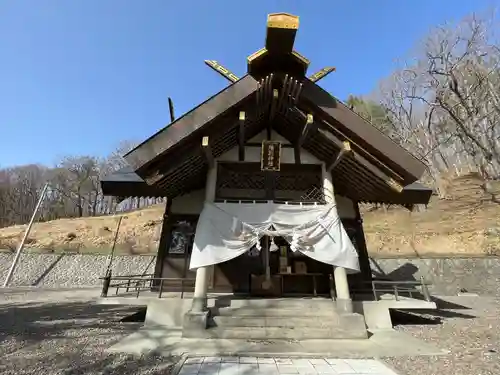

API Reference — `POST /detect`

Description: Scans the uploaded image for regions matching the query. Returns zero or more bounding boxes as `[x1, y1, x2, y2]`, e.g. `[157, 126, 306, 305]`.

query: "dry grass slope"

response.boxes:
[362, 173, 500, 256]
[0, 173, 499, 256]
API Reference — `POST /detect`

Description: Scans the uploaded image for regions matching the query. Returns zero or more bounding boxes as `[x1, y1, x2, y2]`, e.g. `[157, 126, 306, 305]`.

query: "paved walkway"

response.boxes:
[178, 357, 399, 375]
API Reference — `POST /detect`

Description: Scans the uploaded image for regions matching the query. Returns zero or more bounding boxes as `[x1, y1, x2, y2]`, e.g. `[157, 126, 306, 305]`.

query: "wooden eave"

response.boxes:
[124, 75, 259, 172]
[100, 166, 167, 198]
[115, 77, 430, 205]
[299, 79, 426, 185]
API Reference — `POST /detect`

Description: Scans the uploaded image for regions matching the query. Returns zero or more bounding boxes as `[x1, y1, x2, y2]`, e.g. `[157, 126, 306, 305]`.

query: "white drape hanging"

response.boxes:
[189, 201, 360, 273]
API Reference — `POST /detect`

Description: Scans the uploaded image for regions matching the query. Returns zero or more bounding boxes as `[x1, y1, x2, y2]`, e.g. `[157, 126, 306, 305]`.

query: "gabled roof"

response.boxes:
[124, 75, 259, 172]
[102, 12, 432, 206]
[117, 73, 429, 203]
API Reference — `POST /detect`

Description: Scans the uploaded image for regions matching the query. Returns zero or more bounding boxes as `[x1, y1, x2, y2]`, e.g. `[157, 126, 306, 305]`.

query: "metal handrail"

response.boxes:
[99, 274, 196, 299]
[352, 277, 432, 302]
[111, 273, 154, 279]
[100, 274, 432, 302]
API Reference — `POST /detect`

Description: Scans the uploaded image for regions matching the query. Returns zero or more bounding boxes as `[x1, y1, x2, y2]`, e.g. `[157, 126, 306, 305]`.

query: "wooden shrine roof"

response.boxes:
[101, 12, 432, 207]
[101, 165, 433, 206]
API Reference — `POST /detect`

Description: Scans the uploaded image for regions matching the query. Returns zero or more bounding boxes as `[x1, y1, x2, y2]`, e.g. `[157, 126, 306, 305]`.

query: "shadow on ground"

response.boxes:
[0, 301, 179, 375]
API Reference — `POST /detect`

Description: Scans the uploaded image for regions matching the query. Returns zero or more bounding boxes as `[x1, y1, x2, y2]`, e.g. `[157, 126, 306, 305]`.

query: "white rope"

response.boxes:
[206, 201, 341, 252]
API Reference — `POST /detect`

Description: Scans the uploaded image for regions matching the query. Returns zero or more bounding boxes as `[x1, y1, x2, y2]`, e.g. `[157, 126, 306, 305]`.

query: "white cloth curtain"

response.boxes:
[189, 201, 360, 273]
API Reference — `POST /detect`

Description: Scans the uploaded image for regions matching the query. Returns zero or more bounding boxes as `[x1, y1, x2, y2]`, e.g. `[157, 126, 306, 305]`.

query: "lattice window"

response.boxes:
[300, 186, 326, 204]
[217, 168, 266, 190]
[275, 174, 304, 191]
[216, 163, 267, 200]
[215, 162, 324, 202]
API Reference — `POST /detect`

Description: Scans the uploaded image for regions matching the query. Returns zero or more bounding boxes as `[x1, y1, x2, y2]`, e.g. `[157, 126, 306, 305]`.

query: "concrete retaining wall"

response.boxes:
[370, 257, 500, 296]
[0, 251, 499, 296]
[0, 252, 156, 287]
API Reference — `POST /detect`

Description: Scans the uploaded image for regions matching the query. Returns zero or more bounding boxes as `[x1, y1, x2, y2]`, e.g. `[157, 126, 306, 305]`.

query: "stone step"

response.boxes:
[219, 298, 334, 309]
[213, 306, 338, 317]
[212, 315, 340, 328]
[206, 314, 368, 340]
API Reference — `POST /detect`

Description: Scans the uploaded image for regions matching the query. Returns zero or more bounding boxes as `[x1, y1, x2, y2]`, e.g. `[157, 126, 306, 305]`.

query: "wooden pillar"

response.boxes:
[191, 165, 217, 312]
[354, 202, 372, 283]
[152, 199, 172, 289]
[322, 163, 353, 313]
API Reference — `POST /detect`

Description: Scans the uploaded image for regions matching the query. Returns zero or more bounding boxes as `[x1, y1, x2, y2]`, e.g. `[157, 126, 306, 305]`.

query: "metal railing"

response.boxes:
[99, 274, 196, 299]
[100, 273, 432, 302]
[351, 276, 432, 302]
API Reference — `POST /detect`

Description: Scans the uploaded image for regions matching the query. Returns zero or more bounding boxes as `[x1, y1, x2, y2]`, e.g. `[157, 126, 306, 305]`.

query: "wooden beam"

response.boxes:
[350, 150, 404, 193]
[269, 89, 279, 120]
[300, 79, 426, 182]
[202, 136, 214, 168]
[318, 123, 404, 180]
[326, 141, 352, 172]
[152, 199, 172, 288]
[245, 142, 294, 148]
[295, 113, 313, 165]
[168, 97, 175, 123]
[298, 113, 314, 147]
[268, 89, 278, 139]
[238, 111, 245, 161]
[320, 130, 404, 193]
[294, 145, 301, 165]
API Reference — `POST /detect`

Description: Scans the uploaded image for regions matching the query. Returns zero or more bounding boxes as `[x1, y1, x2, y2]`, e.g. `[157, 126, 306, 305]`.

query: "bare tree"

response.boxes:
[0, 138, 161, 229]
[374, 11, 500, 200]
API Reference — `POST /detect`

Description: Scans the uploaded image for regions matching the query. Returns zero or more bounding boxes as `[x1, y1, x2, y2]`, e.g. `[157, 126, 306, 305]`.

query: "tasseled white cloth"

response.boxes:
[189, 201, 360, 273]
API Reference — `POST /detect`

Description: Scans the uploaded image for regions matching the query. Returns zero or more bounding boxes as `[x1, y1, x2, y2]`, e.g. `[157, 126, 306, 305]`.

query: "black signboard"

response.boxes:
[261, 141, 281, 171]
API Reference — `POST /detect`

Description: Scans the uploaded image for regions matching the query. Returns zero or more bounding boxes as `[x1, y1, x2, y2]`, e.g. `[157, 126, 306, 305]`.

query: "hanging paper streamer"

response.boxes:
[269, 237, 278, 252]
[290, 233, 299, 252]
[255, 234, 262, 250]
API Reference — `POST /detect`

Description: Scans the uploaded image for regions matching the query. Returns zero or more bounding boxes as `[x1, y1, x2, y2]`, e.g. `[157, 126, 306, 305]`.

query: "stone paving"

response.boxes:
[178, 357, 400, 375]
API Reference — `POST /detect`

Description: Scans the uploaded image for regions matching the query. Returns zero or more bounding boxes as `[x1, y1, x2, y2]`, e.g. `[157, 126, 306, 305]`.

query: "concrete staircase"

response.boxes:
[206, 298, 368, 340]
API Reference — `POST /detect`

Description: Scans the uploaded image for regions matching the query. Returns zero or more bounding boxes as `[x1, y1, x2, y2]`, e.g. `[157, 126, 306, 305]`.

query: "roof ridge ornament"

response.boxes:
[204, 60, 239, 83]
[247, 13, 309, 79]
[309, 67, 336, 83]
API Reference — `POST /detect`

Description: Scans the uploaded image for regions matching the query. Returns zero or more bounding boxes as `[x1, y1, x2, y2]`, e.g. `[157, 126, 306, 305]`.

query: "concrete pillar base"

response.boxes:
[191, 296, 207, 313]
[336, 298, 353, 314]
[182, 310, 210, 338]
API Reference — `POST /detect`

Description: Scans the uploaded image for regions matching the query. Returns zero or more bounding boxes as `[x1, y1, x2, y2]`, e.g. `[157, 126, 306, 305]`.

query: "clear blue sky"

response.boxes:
[0, 0, 496, 167]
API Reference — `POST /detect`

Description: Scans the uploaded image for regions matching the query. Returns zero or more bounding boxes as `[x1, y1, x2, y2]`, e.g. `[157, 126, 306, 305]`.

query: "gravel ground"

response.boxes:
[383, 295, 500, 375]
[1, 289, 499, 375]
[0, 293, 180, 375]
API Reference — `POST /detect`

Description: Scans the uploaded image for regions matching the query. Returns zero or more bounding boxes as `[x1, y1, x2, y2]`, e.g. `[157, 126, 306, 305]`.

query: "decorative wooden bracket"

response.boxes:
[321, 129, 404, 193]
[202, 136, 214, 168]
[238, 111, 246, 161]
[327, 141, 352, 172]
[298, 113, 314, 147]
